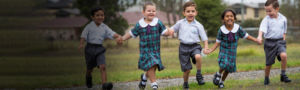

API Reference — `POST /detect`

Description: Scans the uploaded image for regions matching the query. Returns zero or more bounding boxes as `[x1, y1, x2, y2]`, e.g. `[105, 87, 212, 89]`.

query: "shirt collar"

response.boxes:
[220, 23, 239, 34]
[91, 21, 103, 27]
[267, 12, 283, 20]
[139, 17, 158, 27]
[184, 18, 196, 24]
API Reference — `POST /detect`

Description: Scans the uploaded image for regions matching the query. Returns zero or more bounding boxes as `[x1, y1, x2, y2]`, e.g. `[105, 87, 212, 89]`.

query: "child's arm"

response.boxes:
[163, 28, 174, 37]
[122, 32, 132, 41]
[79, 38, 86, 50]
[113, 34, 123, 45]
[283, 33, 286, 40]
[208, 42, 220, 54]
[257, 31, 264, 45]
[203, 40, 209, 54]
[246, 35, 260, 45]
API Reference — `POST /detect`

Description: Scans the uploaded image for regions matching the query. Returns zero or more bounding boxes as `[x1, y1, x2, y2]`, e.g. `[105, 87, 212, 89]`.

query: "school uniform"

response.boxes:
[259, 13, 287, 66]
[170, 18, 208, 72]
[129, 17, 168, 71]
[81, 21, 116, 69]
[216, 23, 249, 73]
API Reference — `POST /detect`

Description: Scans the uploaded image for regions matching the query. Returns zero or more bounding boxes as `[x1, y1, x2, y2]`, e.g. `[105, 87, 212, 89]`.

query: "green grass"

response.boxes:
[165, 72, 300, 90]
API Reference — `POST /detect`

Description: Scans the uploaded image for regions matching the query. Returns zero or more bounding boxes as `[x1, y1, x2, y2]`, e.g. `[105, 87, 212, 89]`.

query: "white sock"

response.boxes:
[216, 72, 220, 75]
[151, 82, 158, 88]
[142, 73, 147, 80]
[219, 80, 224, 84]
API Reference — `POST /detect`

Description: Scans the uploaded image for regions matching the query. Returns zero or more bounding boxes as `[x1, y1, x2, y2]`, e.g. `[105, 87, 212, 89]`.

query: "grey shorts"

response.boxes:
[264, 39, 286, 66]
[179, 43, 202, 72]
[85, 43, 106, 70]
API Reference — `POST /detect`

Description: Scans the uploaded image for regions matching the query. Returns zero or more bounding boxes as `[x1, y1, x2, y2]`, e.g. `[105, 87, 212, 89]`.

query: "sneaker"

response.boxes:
[138, 73, 147, 89]
[152, 84, 158, 90]
[213, 72, 221, 86]
[183, 82, 189, 89]
[86, 76, 92, 88]
[102, 82, 113, 90]
[218, 82, 225, 88]
[196, 73, 205, 85]
[264, 77, 270, 85]
[281, 74, 292, 83]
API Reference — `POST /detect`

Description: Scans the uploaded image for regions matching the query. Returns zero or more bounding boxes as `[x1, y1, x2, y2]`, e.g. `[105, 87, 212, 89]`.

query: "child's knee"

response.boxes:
[280, 53, 287, 59]
[99, 65, 106, 71]
[194, 54, 201, 60]
[185, 70, 191, 74]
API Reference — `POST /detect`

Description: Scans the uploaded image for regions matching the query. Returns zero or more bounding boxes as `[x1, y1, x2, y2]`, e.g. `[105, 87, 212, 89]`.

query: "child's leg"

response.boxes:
[183, 70, 191, 82]
[195, 54, 205, 85]
[221, 71, 229, 81]
[146, 65, 157, 83]
[265, 65, 272, 77]
[99, 64, 107, 84]
[264, 65, 272, 85]
[218, 70, 228, 88]
[279, 52, 291, 82]
[280, 52, 287, 73]
[195, 54, 202, 70]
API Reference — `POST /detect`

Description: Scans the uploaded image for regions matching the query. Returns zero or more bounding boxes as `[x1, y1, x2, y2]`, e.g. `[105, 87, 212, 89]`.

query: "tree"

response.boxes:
[194, 0, 225, 36]
[280, 0, 300, 26]
[75, 0, 137, 35]
[152, 0, 184, 26]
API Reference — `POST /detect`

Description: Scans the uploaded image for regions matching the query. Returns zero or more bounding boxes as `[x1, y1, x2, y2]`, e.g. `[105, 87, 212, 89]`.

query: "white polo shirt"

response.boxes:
[171, 18, 208, 44]
[259, 13, 287, 39]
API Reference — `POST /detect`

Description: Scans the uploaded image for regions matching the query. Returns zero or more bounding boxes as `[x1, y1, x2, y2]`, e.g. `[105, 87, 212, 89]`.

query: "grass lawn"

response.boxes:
[165, 72, 300, 90]
[1, 37, 300, 89]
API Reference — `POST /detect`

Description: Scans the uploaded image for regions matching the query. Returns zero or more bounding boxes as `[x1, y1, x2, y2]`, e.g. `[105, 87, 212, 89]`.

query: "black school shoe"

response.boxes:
[86, 76, 92, 88]
[138, 73, 147, 89]
[102, 82, 113, 90]
[218, 82, 225, 88]
[264, 77, 270, 85]
[196, 73, 205, 85]
[183, 82, 189, 89]
[213, 73, 221, 86]
[281, 74, 292, 83]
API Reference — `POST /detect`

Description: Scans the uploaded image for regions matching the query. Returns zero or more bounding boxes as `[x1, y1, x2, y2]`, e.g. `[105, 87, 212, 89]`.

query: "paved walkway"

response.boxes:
[38, 67, 300, 90]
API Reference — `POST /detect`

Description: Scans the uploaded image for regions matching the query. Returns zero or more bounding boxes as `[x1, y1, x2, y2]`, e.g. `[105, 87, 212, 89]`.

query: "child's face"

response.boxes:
[264, 5, 279, 18]
[91, 10, 104, 25]
[183, 6, 197, 22]
[223, 11, 235, 27]
[143, 5, 156, 21]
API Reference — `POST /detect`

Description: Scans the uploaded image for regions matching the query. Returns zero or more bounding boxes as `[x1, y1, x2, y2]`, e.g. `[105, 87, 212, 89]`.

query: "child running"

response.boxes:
[168, 1, 209, 89]
[121, 2, 172, 90]
[207, 9, 260, 88]
[78, 7, 122, 89]
[257, 0, 291, 85]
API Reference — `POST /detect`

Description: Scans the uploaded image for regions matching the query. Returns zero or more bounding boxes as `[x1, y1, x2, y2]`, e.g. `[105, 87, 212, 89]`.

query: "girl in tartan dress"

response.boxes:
[122, 2, 172, 90]
[207, 9, 260, 88]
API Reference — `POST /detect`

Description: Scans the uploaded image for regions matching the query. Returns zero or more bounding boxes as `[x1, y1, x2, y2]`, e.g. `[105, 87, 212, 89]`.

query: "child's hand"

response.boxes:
[256, 37, 262, 45]
[203, 48, 210, 54]
[116, 37, 123, 45]
[78, 44, 84, 50]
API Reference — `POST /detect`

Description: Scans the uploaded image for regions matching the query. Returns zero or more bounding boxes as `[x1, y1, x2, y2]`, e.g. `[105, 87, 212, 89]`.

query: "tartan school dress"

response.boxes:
[130, 17, 166, 71]
[216, 23, 248, 73]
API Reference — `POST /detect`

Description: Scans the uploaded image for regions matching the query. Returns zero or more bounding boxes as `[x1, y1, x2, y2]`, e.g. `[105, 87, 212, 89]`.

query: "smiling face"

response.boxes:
[183, 6, 197, 23]
[265, 5, 279, 18]
[91, 10, 104, 25]
[142, 5, 156, 22]
[223, 11, 235, 27]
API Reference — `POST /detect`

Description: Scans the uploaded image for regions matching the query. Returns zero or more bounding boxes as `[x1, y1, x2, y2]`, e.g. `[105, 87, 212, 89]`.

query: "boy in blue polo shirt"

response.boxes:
[79, 7, 122, 89]
[257, 0, 291, 85]
[168, 1, 209, 89]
